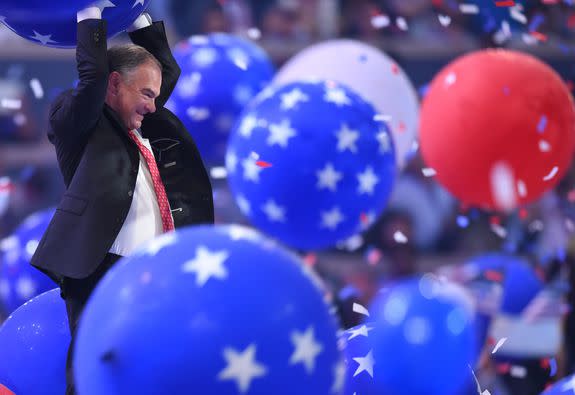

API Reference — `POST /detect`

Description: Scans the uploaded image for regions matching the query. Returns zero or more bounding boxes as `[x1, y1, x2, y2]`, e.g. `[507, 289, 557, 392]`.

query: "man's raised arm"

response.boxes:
[127, 14, 181, 109]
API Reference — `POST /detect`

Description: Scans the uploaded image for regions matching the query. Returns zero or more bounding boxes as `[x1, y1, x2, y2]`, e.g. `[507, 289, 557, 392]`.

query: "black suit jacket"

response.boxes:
[30, 19, 214, 281]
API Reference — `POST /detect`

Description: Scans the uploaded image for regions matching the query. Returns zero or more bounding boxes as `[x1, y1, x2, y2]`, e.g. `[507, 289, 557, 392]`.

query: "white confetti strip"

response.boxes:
[459, 4, 479, 14]
[566, 219, 575, 232]
[422, 167, 436, 177]
[491, 337, 507, 354]
[1, 98, 21, 110]
[538, 140, 551, 152]
[29, 78, 44, 99]
[374, 113, 392, 122]
[396, 17, 408, 31]
[517, 180, 527, 197]
[352, 303, 370, 317]
[490, 223, 507, 239]
[510, 365, 527, 378]
[393, 231, 408, 244]
[370, 15, 390, 29]
[438, 14, 451, 27]
[490, 162, 517, 211]
[249, 151, 260, 160]
[510, 9, 527, 24]
[543, 166, 558, 181]
[246, 27, 261, 40]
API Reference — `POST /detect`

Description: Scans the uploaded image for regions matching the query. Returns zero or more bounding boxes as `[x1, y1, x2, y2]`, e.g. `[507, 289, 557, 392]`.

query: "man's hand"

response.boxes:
[77, 5, 102, 23]
[126, 13, 152, 33]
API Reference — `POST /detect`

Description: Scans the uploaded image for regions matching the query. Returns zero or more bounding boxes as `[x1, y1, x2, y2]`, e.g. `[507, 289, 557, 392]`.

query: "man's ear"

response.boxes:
[108, 71, 121, 96]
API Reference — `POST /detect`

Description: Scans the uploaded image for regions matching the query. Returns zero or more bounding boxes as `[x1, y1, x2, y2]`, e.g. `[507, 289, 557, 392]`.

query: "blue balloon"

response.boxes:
[466, 253, 542, 315]
[75, 225, 342, 395]
[367, 276, 478, 395]
[340, 325, 380, 395]
[0, 207, 56, 314]
[169, 33, 275, 165]
[0, 0, 92, 18]
[226, 80, 396, 250]
[0, 288, 70, 395]
[542, 374, 575, 394]
[1, 0, 150, 48]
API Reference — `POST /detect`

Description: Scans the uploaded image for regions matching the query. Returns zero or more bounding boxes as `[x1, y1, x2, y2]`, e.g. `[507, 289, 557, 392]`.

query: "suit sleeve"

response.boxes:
[128, 21, 181, 109]
[49, 19, 109, 147]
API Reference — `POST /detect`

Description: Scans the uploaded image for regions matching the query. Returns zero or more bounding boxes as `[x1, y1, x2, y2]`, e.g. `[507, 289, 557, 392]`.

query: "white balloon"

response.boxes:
[273, 39, 420, 169]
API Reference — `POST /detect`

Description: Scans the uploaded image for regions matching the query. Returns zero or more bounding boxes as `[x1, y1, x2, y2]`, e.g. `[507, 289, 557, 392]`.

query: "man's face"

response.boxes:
[108, 62, 161, 131]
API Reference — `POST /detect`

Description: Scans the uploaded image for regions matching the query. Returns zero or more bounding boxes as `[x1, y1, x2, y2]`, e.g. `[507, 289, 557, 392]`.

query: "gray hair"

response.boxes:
[107, 44, 162, 80]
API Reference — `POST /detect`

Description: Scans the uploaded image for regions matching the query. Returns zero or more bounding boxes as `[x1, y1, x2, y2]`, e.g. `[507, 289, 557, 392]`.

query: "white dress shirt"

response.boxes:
[109, 129, 173, 256]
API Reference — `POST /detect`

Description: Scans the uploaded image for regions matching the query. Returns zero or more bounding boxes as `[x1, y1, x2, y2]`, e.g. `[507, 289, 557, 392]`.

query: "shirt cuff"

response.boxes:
[77, 6, 102, 23]
[126, 13, 152, 33]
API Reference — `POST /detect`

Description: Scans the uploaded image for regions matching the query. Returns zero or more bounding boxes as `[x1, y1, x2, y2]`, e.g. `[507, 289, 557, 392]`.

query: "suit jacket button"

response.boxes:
[128, 190, 133, 197]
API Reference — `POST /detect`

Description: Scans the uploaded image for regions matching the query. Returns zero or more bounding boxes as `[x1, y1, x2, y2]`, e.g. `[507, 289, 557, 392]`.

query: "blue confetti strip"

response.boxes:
[537, 115, 547, 134]
[528, 14, 545, 32]
[550, 358, 557, 377]
[457, 215, 469, 228]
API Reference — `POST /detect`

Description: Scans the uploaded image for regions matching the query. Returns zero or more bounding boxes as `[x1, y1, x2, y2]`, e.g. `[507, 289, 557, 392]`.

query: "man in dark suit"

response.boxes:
[30, 4, 214, 394]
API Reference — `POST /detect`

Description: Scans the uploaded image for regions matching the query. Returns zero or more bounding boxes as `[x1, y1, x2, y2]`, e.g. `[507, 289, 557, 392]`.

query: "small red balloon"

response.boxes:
[420, 49, 575, 210]
[0, 384, 15, 395]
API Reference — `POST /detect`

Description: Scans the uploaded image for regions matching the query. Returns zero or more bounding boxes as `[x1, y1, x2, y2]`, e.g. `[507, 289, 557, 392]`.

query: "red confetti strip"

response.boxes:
[530, 31, 548, 41]
[496, 362, 511, 374]
[487, 336, 496, 346]
[494, 0, 515, 6]
[489, 216, 501, 225]
[485, 270, 503, 282]
[360, 212, 369, 223]
[391, 64, 399, 75]
[519, 208, 528, 219]
[255, 160, 272, 168]
[398, 121, 406, 133]
[303, 253, 317, 267]
[540, 358, 550, 369]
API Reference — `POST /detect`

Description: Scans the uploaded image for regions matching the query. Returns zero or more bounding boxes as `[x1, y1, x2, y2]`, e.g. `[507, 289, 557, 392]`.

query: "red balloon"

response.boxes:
[0, 384, 15, 395]
[419, 49, 575, 210]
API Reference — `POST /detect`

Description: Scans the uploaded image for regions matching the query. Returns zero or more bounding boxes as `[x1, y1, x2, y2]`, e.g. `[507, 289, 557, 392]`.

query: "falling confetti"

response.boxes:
[542, 166, 558, 181]
[494, 0, 515, 7]
[459, 3, 480, 14]
[456, 215, 469, 228]
[1, 98, 22, 110]
[509, 365, 527, 378]
[491, 337, 507, 354]
[393, 230, 408, 243]
[255, 160, 272, 168]
[29, 78, 44, 99]
[422, 167, 436, 177]
[352, 302, 370, 317]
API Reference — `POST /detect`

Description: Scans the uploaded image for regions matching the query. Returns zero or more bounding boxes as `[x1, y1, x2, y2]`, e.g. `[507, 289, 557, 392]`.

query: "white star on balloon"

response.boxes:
[239, 115, 258, 138]
[29, 31, 57, 46]
[376, 130, 391, 154]
[562, 375, 575, 393]
[324, 88, 351, 106]
[227, 225, 261, 242]
[192, 47, 218, 68]
[242, 157, 263, 182]
[267, 120, 297, 148]
[347, 325, 373, 340]
[218, 344, 268, 393]
[261, 199, 286, 223]
[336, 124, 359, 153]
[316, 163, 343, 192]
[132, 0, 145, 7]
[226, 151, 238, 173]
[227, 47, 250, 70]
[143, 232, 178, 256]
[95, 0, 116, 12]
[16, 276, 36, 300]
[234, 85, 254, 105]
[357, 166, 379, 195]
[177, 72, 201, 98]
[353, 350, 375, 378]
[331, 360, 346, 394]
[280, 88, 309, 110]
[321, 206, 345, 230]
[236, 195, 251, 215]
[181, 246, 229, 287]
[289, 326, 324, 374]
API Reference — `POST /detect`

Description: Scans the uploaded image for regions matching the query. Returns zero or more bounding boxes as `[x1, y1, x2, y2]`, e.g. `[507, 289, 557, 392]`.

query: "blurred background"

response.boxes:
[1, 0, 575, 394]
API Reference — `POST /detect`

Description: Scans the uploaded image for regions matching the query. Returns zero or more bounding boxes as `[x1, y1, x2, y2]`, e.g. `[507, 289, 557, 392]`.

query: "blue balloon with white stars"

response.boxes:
[339, 325, 380, 395]
[542, 374, 575, 395]
[226, 80, 396, 251]
[367, 276, 478, 395]
[74, 225, 343, 395]
[168, 33, 275, 166]
[0, 288, 70, 395]
[0, 0, 150, 48]
[0, 207, 56, 315]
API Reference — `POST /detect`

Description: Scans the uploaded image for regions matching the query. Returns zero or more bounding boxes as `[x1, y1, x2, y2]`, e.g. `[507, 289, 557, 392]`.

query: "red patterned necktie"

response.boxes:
[128, 129, 175, 233]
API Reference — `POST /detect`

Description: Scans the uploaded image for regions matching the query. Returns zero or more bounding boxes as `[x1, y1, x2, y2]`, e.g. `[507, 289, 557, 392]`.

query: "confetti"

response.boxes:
[510, 8, 527, 24]
[490, 223, 507, 238]
[422, 167, 436, 177]
[494, 0, 515, 6]
[485, 270, 503, 282]
[543, 166, 558, 181]
[530, 31, 548, 42]
[537, 115, 548, 133]
[302, 253, 317, 267]
[517, 180, 527, 197]
[549, 357, 557, 377]
[29, 78, 44, 99]
[374, 113, 392, 122]
[0, 98, 22, 110]
[396, 17, 408, 31]
[539, 139, 551, 152]
[352, 302, 370, 317]
[370, 14, 390, 29]
[255, 160, 272, 168]
[459, 3, 480, 14]
[438, 14, 451, 26]
[566, 218, 575, 232]
[510, 365, 527, 378]
[364, 246, 382, 265]
[393, 230, 408, 244]
[246, 27, 261, 40]
[456, 215, 469, 228]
